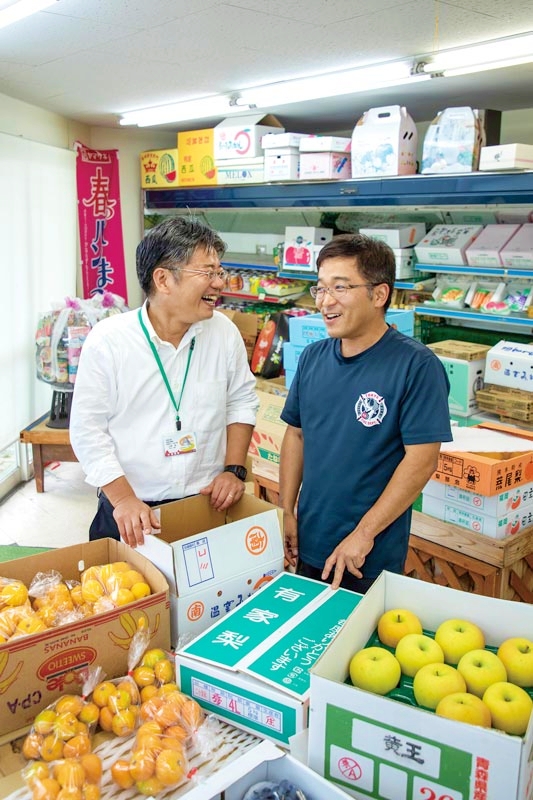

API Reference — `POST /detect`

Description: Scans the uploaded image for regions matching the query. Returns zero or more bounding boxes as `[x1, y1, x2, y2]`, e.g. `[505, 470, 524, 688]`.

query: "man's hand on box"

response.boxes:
[200, 472, 245, 512]
[113, 497, 161, 547]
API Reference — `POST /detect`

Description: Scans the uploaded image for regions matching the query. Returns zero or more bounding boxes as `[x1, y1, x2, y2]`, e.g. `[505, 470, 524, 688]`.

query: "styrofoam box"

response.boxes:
[415, 224, 483, 266]
[264, 152, 299, 182]
[360, 223, 426, 248]
[465, 223, 522, 267]
[299, 152, 351, 180]
[421, 491, 533, 538]
[479, 143, 533, 171]
[436, 355, 486, 416]
[299, 135, 351, 152]
[215, 157, 264, 185]
[484, 340, 533, 390]
[500, 224, 533, 269]
[423, 477, 533, 516]
[392, 248, 416, 278]
[262, 132, 310, 149]
[309, 571, 533, 800]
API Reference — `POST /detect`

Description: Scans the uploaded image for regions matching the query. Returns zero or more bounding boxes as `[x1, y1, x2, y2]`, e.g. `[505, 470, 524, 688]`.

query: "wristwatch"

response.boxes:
[223, 464, 248, 481]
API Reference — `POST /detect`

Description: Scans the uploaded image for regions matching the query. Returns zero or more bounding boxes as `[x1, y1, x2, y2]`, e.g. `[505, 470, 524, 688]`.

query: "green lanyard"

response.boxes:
[138, 308, 195, 431]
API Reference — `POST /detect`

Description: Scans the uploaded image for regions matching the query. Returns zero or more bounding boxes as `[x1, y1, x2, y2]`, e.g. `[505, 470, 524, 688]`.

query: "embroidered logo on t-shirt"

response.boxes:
[355, 391, 387, 427]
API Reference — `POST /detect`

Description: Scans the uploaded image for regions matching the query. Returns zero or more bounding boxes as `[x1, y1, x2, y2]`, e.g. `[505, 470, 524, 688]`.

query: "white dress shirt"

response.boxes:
[70, 304, 258, 501]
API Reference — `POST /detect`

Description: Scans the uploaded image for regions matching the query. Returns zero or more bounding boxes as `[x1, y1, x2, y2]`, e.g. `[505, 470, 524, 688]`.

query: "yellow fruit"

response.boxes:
[130, 748, 156, 781]
[41, 733, 64, 762]
[78, 702, 100, 726]
[54, 759, 85, 789]
[155, 747, 186, 787]
[62, 733, 91, 758]
[0, 580, 28, 606]
[81, 580, 104, 604]
[154, 658, 174, 685]
[69, 585, 83, 606]
[98, 706, 114, 733]
[112, 588, 135, 607]
[132, 666, 156, 688]
[55, 695, 85, 717]
[53, 711, 79, 740]
[92, 681, 115, 708]
[82, 784, 100, 800]
[80, 754, 102, 784]
[108, 688, 131, 713]
[23, 760, 49, 788]
[122, 570, 146, 589]
[31, 776, 61, 800]
[111, 708, 137, 737]
[131, 582, 151, 600]
[22, 732, 44, 760]
[33, 708, 57, 735]
[140, 685, 158, 703]
[136, 776, 164, 796]
[111, 759, 134, 789]
[141, 648, 167, 669]
[15, 615, 47, 637]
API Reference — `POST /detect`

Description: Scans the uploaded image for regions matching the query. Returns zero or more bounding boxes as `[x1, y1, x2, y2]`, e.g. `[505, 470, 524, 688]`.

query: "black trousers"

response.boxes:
[88, 492, 177, 542]
[296, 558, 376, 595]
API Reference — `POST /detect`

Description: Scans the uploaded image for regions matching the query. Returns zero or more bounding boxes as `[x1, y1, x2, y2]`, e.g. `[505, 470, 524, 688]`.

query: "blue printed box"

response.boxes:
[282, 342, 305, 373]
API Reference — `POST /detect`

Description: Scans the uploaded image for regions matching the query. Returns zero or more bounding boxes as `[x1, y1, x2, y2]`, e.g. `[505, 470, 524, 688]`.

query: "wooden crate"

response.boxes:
[407, 510, 533, 602]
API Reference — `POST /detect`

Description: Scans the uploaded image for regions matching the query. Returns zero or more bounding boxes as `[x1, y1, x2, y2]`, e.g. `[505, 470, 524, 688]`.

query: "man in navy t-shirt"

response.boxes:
[280, 233, 452, 593]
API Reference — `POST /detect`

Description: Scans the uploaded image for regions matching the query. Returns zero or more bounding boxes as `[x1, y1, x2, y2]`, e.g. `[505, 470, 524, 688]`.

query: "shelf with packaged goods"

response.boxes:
[415, 264, 533, 278]
[415, 305, 533, 330]
[144, 171, 533, 211]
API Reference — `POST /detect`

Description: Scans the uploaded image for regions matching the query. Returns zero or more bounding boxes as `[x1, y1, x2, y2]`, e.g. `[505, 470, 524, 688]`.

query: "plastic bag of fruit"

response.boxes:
[22, 666, 105, 762]
[22, 753, 103, 800]
[29, 569, 88, 628]
[79, 558, 153, 615]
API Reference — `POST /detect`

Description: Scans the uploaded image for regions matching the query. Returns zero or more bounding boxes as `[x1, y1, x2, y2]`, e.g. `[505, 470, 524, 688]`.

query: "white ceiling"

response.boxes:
[1, 0, 533, 134]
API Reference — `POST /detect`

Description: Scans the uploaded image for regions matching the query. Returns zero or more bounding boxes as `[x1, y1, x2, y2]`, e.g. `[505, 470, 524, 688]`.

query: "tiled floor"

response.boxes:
[0, 461, 96, 548]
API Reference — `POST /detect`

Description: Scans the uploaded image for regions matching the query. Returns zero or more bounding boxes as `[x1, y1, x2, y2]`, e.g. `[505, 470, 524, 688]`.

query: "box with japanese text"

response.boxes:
[282, 226, 333, 272]
[299, 135, 351, 153]
[465, 223, 521, 267]
[264, 152, 299, 181]
[215, 114, 283, 160]
[351, 105, 417, 177]
[431, 421, 533, 496]
[308, 571, 533, 800]
[139, 148, 179, 187]
[248, 390, 287, 481]
[479, 143, 533, 171]
[422, 477, 533, 517]
[421, 489, 533, 538]
[137, 494, 283, 648]
[415, 224, 483, 265]
[484, 340, 533, 390]
[500, 224, 533, 269]
[0, 539, 169, 738]
[177, 128, 217, 186]
[299, 152, 351, 180]
[176, 572, 362, 746]
[359, 223, 426, 249]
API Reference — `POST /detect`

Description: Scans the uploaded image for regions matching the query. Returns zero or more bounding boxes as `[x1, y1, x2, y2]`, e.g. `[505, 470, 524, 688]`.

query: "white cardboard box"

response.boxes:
[415, 224, 483, 265]
[215, 114, 283, 159]
[176, 572, 362, 746]
[262, 132, 310, 149]
[479, 143, 533, 171]
[264, 152, 299, 181]
[436, 355, 486, 416]
[299, 135, 351, 152]
[282, 225, 333, 270]
[421, 491, 533, 538]
[359, 223, 426, 248]
[422, 477, 533, 517]
[137, 493, 284, 647]
[351, 105, 418, 177]
[421, 106, 481, 174]
[500, 224, 533, 269]
[308, 571, 533, 800]
[215, 157, 264, 184]
[392, 247, 417, 278]
[299, 152, 351, 180]
[484, 340, 533, 390]
[465, 223, 522, 267]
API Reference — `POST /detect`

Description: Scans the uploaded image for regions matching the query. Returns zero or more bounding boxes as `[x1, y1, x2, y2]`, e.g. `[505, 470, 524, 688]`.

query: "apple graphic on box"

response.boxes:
[483, 681, 533, 736]
[497, 637, 533, 687]
[436, 691, 492, 728]
[413, 663, 467, 710]
[457, 649, 508, 698]
[395, 633, 444, 677]
[349, 646, 401, 696]
[377, 608, 423, 648]
[435, 618, 485, 665]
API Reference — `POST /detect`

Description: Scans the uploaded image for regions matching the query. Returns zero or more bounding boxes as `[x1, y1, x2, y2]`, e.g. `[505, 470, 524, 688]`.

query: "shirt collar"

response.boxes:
[141, 301, 203, 349]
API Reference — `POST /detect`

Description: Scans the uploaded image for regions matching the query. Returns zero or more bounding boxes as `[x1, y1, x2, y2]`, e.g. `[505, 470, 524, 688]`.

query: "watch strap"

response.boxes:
[223, 464, 247, 481]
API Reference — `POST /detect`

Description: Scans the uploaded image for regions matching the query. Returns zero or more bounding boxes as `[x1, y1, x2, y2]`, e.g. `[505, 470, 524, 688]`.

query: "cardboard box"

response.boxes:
[308, 571, 533, 800]
[359, 223, 426, 248]
[262, 132, 310, 149]
[433, 354, 486, 416]
[465, 223, 521, 267]
[176, 572, 362, 746]
[216, 157, 264, 184]
[249, 390, 287, 479]
[476, 383, 533, 423]
[299, 152, 351, 180]
[264, 152, 299, 181]
[177, 128, 217, 187]
[215, 114, 283, 160]
[351, 105, 417, 177]
[282, 226, 333, 272]
[479, 143, 533, 171]
[299, 135, 351, 153]
[484, 340, 533, 390]
[428, 340, 492, 362]
[255, 375, 289, 397]
[392, 247, 417, 278]
[415, 224, 483, 265]
[422, 478, 533, 538]
[139, 148, 179, 188]
[432, 421, 533, 496]
[421, 106, 482, 173]
[500, 224, 533, 269]
[0, 540, 169, 738]
[218, 308, 259, 361]
[137, 494, 284, 648]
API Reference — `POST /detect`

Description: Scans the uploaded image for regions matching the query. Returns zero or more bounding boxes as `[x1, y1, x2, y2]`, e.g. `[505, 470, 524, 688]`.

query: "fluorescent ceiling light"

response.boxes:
[422, 32, 533, 74]
[120, 59, 430, 127]
[441, 55, 533, 78]
[0, 0, 57, 30]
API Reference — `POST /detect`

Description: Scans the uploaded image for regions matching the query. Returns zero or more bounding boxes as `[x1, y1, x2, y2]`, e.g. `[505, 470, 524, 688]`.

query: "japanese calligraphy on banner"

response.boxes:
[75, 142, 128, 302]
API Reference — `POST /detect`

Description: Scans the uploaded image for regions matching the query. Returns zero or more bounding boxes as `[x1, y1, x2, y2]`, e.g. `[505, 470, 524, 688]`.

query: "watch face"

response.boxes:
[225, 465, 247, 481]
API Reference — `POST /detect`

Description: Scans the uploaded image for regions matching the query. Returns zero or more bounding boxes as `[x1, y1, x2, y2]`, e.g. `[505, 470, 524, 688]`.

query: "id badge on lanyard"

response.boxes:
[163, 431, 197, 457]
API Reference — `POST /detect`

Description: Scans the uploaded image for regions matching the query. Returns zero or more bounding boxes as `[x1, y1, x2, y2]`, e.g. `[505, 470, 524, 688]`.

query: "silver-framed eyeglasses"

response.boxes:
[172, 267, 228, 282]
[310, 283, 378, 301]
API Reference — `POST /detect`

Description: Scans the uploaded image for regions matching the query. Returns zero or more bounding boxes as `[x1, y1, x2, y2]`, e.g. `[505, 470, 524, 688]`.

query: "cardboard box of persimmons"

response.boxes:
[308, 572, 533, 800]
[0, 539, 170, 738]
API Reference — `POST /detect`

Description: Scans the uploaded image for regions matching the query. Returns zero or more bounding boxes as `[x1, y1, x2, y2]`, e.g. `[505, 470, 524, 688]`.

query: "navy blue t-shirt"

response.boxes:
[280, 327, 452, 577]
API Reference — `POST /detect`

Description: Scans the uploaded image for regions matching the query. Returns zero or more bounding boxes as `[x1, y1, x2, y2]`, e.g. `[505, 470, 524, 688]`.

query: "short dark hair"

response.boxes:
[136, 216, 226, 295]
[316, 233, 396, 312]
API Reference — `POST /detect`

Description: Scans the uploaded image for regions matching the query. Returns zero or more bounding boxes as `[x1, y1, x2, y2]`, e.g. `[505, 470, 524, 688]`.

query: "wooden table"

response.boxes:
[20, 414, 77, 492]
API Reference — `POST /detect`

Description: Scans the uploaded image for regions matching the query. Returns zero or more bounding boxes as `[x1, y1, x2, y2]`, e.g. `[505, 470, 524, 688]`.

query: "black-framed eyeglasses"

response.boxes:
[309, 283, 378, 301]
[170, 267, 228, 282]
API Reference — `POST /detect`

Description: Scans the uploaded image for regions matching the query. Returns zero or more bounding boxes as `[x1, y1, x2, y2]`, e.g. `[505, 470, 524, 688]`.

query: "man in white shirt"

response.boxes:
[70, 216, 258, 548]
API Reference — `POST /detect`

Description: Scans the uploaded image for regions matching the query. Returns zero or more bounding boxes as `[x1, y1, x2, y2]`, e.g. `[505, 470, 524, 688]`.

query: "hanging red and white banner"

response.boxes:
[75, 142, 128, 302]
